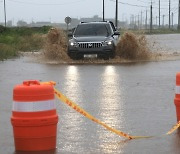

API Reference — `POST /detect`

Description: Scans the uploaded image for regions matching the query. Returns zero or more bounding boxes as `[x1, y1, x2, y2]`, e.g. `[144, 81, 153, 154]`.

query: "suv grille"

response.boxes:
[78, 42, 102, 49]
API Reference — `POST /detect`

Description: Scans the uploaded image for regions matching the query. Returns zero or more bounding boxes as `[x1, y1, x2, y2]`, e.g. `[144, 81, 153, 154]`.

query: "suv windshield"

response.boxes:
[74, 24, 111, 37]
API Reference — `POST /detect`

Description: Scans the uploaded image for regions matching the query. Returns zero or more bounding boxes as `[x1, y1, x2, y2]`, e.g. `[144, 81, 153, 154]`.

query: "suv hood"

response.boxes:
[73, 36, 109, 42]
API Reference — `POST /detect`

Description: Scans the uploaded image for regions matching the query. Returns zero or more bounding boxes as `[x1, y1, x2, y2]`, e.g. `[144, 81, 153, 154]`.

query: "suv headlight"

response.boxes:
[69, 41, 78, 47]
[103, 40, 113, 46]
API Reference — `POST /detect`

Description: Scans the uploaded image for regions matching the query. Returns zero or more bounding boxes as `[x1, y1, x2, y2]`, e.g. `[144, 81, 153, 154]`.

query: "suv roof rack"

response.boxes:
[80, 21, 87, 24]
[79, 21, 113, 24]
[80, 20, 109, 23]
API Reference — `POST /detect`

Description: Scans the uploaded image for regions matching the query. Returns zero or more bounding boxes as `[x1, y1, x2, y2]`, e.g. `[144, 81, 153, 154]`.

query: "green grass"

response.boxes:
[0, 44, 17, 60]
[0, 25, 51, 60]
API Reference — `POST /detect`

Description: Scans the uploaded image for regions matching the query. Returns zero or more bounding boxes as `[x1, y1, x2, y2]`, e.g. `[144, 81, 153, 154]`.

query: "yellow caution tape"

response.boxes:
[41, 81, 180, 139]
[54, 88, 152, 139]
[41, 81, 56, 86]
[166, 121, 180, 135]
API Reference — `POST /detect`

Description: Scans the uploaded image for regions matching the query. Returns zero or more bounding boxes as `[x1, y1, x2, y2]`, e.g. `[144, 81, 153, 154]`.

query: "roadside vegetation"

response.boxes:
[1, 25, 180, 62]
[0, 25, 50, 60]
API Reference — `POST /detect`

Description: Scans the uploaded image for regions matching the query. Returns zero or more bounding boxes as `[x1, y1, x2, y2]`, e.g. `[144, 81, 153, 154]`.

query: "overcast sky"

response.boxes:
[0, 0, 179, 25]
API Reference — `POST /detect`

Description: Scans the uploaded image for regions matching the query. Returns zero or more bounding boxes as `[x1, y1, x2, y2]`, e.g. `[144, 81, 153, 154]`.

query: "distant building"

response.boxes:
[52, 23, 67, 29]
[31, 22, 51, 27]
[80, 15, 102, 23]
[17, 20, 28, 27]
[7, 20, 13, 27]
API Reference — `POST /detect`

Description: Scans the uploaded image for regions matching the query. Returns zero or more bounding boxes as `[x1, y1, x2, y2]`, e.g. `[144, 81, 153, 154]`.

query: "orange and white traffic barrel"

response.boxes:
[175, 73, 180, 122]
[11, 80, 58, 151]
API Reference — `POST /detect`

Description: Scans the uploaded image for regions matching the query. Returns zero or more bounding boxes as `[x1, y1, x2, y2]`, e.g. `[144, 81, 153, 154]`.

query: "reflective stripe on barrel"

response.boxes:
[176, 86, 180, 94]
[12, 100, 56, 112]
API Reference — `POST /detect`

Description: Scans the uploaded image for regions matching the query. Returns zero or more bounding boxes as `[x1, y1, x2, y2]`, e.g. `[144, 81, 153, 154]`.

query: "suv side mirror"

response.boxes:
[114, 31, 120, 35]
[68, 32, 73, 38]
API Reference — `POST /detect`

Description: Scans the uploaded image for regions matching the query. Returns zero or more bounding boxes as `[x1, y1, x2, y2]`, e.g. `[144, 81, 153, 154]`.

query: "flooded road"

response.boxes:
[146, 34, 180, 53]
[1, 34, 180, 153]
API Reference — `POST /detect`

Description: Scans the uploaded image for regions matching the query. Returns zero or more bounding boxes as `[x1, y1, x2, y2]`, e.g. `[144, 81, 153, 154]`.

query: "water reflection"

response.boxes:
[14, 149, 56, 154]
[57, 65, 84, 153]
[99, 65, 126, 153]
[64, 65, 79, 97]
[99, 139, 129, 153]
[100, 66, 124, 124]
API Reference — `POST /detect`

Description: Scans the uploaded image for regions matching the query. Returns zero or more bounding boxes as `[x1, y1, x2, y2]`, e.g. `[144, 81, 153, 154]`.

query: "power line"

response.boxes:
[7, 0, 86, 5]
[110, 0, 147, 8]
[110, 0, 178, 19]
[110, 0, 171, 10]
[136, 0, 153, 4]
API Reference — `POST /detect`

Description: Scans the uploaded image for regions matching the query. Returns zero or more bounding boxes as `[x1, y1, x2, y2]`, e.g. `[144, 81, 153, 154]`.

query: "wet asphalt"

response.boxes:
[0, 34, 180, 154]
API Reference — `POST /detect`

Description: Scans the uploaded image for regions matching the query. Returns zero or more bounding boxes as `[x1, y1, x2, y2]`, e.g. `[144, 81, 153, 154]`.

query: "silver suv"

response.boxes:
[68, 21, 120, 60]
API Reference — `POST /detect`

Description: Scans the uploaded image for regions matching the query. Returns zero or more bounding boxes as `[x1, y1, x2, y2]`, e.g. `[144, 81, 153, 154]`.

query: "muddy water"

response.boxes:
[0, 34, 180, 154]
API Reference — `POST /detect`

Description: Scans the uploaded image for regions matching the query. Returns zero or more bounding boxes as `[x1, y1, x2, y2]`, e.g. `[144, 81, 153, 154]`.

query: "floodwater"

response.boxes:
[146, 34, 180, 53]
[1, 34, 180, 154]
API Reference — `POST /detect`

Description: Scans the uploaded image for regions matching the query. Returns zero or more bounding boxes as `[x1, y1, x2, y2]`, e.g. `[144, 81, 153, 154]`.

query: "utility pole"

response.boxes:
[132, 15, 134, 25]
[138, 14, 140, 29]
[169, 0, 171, 29]
[130, 15, 132, 27]
[145, 9, 147, 29]
[141, 11, 143, 29]
[156, 16, 158, 27]
[159, 0, 161, 28]
[172, 12, 173, 28]
[115, 0, 118, 28]
[103, 0, 105, 21]
[4, 0, 6, 27]
[178, 0, 180, 30]
[150, 1, 153, 32]
[163, 15, 165, 27]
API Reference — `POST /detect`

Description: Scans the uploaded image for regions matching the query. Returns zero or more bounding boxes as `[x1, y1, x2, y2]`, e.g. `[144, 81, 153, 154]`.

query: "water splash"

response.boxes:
[116, 32, 151, 60]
